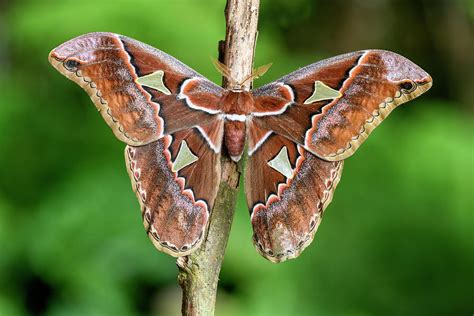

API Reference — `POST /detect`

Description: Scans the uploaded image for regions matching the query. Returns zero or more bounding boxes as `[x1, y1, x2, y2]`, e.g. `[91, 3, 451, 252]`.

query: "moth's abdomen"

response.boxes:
[224, 120, 246, 162]
[219, 90, 254, 161]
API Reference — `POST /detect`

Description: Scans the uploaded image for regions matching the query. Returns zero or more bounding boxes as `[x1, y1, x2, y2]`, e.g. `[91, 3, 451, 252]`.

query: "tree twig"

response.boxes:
[176, 1, 260, 315]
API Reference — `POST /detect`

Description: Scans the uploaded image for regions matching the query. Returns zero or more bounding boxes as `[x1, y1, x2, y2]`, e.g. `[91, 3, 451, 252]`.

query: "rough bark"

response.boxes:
[177, 1, 260, 315]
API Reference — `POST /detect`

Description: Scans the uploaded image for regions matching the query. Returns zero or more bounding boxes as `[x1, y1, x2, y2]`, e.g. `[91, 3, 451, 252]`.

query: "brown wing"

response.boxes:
[245, 133, 343, 263]
[49, 32, 224, 146]
[50, 33, 226, 257]
[250, 50, 432, 161]
[125, 121, 222, 256]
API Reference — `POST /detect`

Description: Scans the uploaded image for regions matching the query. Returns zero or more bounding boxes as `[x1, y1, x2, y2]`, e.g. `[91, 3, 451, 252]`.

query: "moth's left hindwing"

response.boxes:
[49, 32, 224, 256]
[245, 134, 343, 263]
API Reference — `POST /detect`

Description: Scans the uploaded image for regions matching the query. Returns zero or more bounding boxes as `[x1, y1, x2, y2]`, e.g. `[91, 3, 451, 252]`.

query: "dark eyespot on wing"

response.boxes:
[400, 80, 415, 92]
[64, 59, 80, 70]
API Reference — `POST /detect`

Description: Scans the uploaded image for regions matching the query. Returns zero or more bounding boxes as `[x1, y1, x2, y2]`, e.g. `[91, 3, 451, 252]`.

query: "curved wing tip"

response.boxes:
[48, 32, 121, 61]
[417, 74, 433, 89]
[48, 49, 61, 66]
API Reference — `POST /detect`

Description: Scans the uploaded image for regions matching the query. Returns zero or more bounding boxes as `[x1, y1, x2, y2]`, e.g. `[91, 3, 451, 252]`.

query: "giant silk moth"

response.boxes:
[49, 33, 432, 262]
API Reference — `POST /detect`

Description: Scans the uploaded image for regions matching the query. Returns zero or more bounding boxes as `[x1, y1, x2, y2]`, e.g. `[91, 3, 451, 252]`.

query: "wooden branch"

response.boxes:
[177, 1, 260, 315]
[222, 0, 260, 90]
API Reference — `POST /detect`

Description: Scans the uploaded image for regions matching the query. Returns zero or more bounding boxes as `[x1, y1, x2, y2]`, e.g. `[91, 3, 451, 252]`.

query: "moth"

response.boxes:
[49, 32, 432, 263]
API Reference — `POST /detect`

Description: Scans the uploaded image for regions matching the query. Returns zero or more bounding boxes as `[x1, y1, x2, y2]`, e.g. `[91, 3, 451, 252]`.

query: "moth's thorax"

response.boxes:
[221, 91, 253, 161]
[220, 90, 254, 115]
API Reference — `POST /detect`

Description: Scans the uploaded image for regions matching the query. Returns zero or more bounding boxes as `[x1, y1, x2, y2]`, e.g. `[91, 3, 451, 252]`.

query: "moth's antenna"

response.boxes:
[212, 58, 239, 87]
[240, 63, 273, 87]
[212, 59, 272, 90]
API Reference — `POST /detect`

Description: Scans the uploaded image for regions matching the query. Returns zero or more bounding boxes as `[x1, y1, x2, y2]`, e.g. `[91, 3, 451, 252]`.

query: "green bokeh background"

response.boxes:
[0, 0, 473, 315]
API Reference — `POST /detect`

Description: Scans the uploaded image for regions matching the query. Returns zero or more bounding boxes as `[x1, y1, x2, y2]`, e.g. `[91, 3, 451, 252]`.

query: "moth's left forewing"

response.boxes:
[251, 50, 432, 161]
[305, 50, 433, 161]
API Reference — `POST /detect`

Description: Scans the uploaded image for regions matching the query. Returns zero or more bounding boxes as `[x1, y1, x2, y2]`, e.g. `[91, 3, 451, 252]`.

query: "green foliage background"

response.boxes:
[0, 0, 472, 315]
